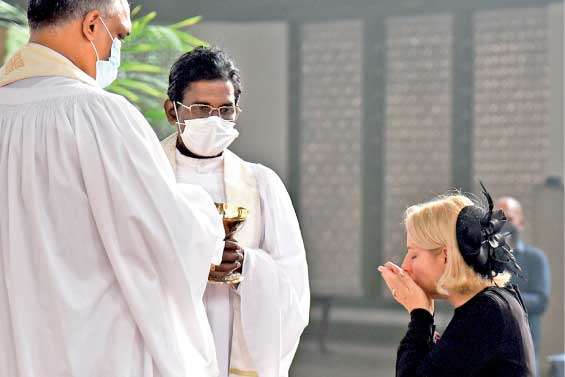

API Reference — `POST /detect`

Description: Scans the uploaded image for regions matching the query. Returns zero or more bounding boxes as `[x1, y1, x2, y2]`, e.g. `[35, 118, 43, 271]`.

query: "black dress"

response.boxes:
[396, 286, 535, 377]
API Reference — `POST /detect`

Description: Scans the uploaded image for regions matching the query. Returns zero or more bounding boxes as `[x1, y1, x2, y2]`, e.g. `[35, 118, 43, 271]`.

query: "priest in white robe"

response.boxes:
[0, 1, 224, 376]
[161, 47, 310, 377]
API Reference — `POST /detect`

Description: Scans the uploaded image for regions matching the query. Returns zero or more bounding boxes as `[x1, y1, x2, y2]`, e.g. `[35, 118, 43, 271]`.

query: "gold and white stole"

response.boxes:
[0, 43, 98, 87]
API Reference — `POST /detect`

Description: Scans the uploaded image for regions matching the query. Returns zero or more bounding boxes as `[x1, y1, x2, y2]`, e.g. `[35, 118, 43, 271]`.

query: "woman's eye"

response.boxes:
[411, 255, 417, 260]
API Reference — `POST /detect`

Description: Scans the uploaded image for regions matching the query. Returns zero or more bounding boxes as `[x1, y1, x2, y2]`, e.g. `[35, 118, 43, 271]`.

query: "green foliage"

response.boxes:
[0, 2, 207, 139]
[0, 1, 29, 58]
[0, 1, 25, 25]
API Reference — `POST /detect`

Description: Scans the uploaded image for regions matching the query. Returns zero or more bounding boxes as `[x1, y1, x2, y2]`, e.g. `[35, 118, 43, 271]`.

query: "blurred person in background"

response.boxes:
[496, 196, 551, 376]
[379, 186, 535, 377]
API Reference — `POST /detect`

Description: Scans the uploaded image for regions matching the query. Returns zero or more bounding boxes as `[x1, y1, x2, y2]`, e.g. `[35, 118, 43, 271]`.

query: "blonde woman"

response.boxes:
[379, 186, 535, 377]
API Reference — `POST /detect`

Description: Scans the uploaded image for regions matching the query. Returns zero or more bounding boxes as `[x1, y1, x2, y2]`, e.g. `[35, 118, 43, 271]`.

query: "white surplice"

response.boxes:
[0, 75, 225, 376]
[175, 151, 234, 377]
[168, 138, 310, 377]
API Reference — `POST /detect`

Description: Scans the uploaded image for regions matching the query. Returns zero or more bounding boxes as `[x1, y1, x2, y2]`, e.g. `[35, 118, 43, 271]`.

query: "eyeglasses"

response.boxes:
[176, 102, 242, 121]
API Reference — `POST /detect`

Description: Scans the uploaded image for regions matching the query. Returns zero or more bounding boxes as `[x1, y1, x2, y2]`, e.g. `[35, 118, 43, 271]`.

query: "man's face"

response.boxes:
[166, 79, 237, 130]
[96, 2, 131, 59]
[496, 199, 525, 233]
[79, 0, 131, 79]
[86, 0, 131, 63]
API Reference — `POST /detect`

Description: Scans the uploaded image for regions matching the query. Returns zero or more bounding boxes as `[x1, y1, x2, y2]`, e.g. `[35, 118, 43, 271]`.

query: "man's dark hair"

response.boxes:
[167, 46, 242, 104]
[27, 0, 120, 30]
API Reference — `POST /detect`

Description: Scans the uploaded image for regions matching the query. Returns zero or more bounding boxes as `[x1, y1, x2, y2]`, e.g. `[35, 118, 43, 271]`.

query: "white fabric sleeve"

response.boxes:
[237, 164, 310, 377]
[74, 93, 224, 377]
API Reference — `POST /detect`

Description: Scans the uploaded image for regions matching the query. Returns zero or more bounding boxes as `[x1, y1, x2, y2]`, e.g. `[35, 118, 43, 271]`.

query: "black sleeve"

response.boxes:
[396, 309, 435, 377]
[396, 297, 504, 377]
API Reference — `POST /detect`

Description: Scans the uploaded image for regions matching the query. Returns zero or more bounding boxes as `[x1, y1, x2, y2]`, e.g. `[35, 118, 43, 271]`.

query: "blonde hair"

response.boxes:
[404, 193, 511, 295]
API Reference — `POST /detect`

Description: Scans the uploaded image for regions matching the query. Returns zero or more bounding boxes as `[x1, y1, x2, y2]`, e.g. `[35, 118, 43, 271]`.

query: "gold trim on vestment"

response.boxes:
[229, 368, 258, 377]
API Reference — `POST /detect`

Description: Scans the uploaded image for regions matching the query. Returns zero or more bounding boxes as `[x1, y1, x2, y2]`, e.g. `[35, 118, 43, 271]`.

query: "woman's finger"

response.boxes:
[381, 273, 411, 308]
[398, 271, 422, 292]
[382, 263, 411, 291]
[384, 261, 405, 276]
[379, 268, 403, 295]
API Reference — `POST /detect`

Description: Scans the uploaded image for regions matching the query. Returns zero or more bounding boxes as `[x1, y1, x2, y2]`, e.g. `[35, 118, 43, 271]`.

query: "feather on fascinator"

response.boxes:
[455, 182, 522, 279]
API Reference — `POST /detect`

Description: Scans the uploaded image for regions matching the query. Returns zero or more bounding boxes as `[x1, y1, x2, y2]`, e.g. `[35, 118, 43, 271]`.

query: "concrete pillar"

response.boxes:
[532, 182, 564, 376]
[534, 4, 564, 374]
[547, 2, 564, 182]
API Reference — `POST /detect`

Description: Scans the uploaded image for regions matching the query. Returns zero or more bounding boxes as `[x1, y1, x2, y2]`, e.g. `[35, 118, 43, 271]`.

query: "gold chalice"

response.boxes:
[210, 203, 249, 285]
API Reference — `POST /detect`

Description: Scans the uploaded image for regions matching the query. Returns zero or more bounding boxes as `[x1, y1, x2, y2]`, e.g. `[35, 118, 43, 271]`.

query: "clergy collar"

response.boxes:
[175, 149, 224, 174]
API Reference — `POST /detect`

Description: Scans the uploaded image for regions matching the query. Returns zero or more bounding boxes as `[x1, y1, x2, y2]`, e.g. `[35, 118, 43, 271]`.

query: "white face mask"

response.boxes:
[90, 18, 121, 88]
[175, 102, 239, 157]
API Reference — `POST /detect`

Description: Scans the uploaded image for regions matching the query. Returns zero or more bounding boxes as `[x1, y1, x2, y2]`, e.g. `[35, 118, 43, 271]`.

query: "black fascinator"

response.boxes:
[455, 182, 521, 279]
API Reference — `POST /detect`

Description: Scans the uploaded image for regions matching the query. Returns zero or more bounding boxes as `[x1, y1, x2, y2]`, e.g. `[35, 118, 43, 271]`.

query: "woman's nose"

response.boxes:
[401, 256, 410, 272]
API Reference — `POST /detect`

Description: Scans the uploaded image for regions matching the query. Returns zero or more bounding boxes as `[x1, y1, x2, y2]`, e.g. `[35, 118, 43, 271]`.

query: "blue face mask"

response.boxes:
[89, 18, 121, 88]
